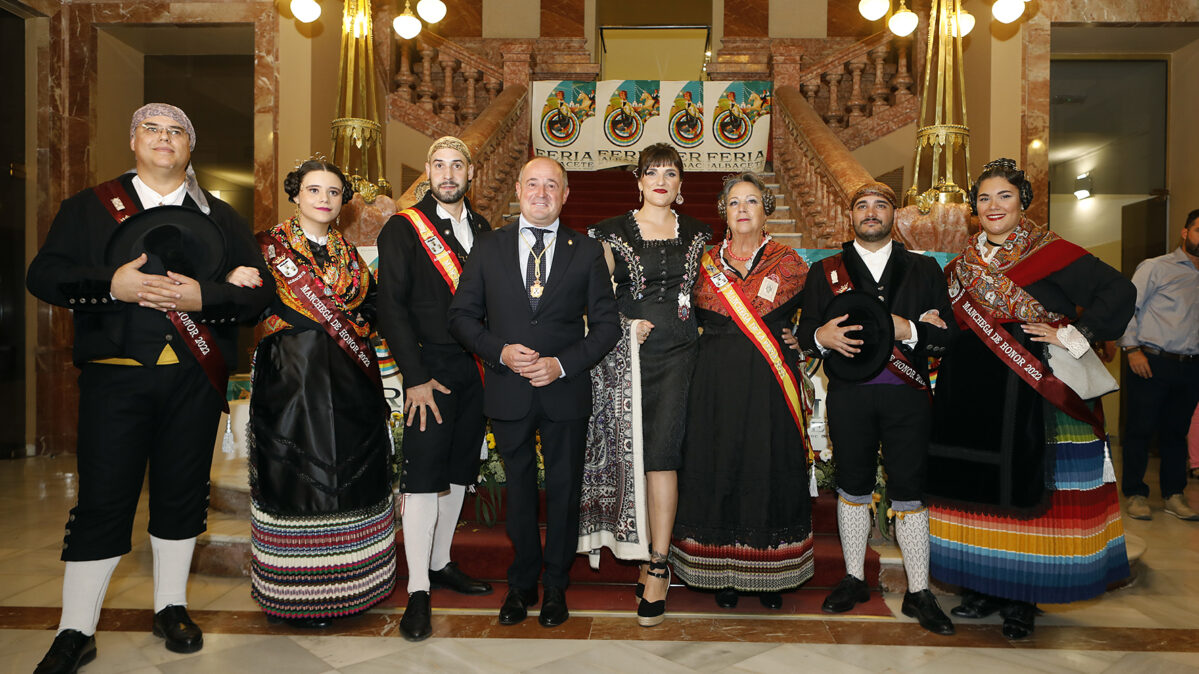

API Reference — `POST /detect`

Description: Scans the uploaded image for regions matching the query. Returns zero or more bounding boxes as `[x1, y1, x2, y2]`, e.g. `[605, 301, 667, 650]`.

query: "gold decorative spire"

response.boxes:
[331, 0, 391, 202]
[907, 0, 973, 213]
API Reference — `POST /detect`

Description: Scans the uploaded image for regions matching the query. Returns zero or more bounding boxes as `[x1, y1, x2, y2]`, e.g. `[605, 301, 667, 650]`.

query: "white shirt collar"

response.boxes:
[852, 239, 894, 283]
[518, 215, 560, 235]
[435, 201, 469, 228]
[131, 174, 188, 208]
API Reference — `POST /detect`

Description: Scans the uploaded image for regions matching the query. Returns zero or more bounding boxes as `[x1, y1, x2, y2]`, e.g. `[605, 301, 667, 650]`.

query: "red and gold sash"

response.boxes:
[396, 206, 485, 384]
[399, 207, 464, 290]
[699, 250, 805, 432]
[94, 178, 229, 409]
[820, 255, 929, 390]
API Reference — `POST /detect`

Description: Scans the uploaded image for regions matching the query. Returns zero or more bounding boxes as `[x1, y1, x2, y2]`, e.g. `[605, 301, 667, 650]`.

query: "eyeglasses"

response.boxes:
[138, 123, 187, 139]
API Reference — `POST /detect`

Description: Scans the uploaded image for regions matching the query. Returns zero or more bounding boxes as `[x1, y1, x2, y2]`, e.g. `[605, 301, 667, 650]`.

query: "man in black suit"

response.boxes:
[795, 182, 957, 636]
[27, 103, 273, 673]
[448, 156, 620, 627]
[376, 136, 494, 642]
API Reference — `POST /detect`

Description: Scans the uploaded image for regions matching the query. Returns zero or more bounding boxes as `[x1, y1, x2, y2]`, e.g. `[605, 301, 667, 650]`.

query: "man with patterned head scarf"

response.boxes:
[375, 136, 494, 641]
[27, 103, 273, 673]
[794, 181, 959, 636]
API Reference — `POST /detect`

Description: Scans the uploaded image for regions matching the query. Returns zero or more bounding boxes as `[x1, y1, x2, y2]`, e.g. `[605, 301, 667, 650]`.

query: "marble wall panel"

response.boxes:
[438, 0, 483, 37]
[541, 0, 584, 38]
[723, 0, 769, 39]
[33, 0, 280, 454]
[1021, 0, 1198, 227]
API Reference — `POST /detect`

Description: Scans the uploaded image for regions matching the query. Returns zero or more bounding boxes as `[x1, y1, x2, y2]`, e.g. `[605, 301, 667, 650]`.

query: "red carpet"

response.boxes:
[387, 492, 887, 617]
[558, 169, 730, 240]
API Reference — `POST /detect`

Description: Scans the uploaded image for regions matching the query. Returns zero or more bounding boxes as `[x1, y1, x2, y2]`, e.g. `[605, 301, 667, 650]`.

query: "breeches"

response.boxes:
[827, 383, 930, 504]
[63, 362, 222, 561]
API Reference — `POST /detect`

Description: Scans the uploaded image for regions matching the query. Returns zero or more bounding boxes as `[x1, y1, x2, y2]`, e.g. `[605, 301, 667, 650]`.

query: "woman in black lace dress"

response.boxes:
[588, 144, 710, 626]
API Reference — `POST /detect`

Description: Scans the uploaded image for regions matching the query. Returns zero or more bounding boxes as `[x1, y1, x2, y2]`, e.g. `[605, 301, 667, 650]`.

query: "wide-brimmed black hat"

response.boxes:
[105, 205, 227, 281]
[821, 290, 895, 382]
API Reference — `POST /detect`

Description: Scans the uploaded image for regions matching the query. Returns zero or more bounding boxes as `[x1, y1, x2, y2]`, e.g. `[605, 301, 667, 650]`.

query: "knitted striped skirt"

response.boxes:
[250, 495, 397, 619]
[671, 536, 814, 593]
[929, 410, 1129, 604]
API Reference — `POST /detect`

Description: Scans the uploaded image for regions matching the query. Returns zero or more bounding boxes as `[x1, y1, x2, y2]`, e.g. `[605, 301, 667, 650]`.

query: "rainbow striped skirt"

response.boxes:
[929, 410, 1129, 604]
[251, 495, 397, 619]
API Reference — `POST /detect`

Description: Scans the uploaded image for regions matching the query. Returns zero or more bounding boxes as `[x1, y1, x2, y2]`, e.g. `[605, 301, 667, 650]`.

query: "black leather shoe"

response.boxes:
[822, 575, 870, 613]
[430, 562, 494, 596]
[152, 605, 203, 653]
[498, 587, 538, 625]
[902, 590, 955, 636]
[715, 587, 739, 608]
[951, 590, 1005, 619]
[538, 587, 569, 627]
[34, 629, 96, 674]
[400, 590, 433, 641]
[759, 592, 783, 610]
[1001, 601, 1037, 640]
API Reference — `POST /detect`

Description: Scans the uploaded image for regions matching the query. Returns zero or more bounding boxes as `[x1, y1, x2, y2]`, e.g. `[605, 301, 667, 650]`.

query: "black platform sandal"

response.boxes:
[637, 559, 671, 627]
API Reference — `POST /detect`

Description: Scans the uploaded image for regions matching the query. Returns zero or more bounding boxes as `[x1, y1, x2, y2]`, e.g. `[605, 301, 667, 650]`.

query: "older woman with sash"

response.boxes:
[671, 173, 814, 609]
[925, 158, 1135, 639]
[244, 158, 397, 627]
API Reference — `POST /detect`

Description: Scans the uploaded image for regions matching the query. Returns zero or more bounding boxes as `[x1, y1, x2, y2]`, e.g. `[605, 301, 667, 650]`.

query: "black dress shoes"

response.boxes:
[538, 587, 569, 627]
[34, 629, 96, 674]
[951, 590, 1006, 619]
[1001, 600, 1037, 639]
[430, 562, 494, 595]
[901, 590, 956, 635]
[759, 592, 783, 610]
[152, 605, 204, 653]
[715, 587, 739, 608]
[400, 590, 433, 641]
[821, 575, 870, 613]
[498, 587, 539, 625]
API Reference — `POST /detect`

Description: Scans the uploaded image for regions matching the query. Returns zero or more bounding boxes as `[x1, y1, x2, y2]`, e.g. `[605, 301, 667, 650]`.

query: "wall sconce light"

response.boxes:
[992, 0, 1031, 24]
[1074, 172, 1094, 200]
[290, 0, 321, 23]
[393, 0, 422, 39]
[888, 1, 919, 37]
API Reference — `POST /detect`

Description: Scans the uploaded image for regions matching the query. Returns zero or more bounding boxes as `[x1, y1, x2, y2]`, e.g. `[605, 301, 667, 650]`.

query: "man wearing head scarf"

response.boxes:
[375, 136, 494, 641]
[27, 103, 274, 673]
[794, 181, 958, 635]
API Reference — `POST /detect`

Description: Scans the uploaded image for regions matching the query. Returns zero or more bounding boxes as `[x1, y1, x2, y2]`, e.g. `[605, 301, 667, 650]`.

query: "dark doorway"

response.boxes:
[0, 7, 26, 459]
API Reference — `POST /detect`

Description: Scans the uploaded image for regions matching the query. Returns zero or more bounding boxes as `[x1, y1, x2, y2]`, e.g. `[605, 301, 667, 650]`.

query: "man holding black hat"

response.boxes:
[794, 181, 957, 635]
[27, 103, 273, 673]
[376, 136, 494, 642]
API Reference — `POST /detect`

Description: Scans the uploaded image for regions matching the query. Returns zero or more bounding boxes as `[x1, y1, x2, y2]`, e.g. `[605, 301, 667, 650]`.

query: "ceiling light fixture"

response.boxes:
[290, 0, 321, 24]
[858, 0, 890, 22]
[393, 0, 421, 39]
[888, 1, 919, 37]
[416, 0, 446, 24]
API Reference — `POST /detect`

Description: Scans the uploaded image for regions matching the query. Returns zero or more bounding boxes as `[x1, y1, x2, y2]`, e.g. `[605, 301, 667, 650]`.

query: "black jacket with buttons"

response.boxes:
[795, 239, 957, 385]
[375, 191, 490, 387]
[26, 173, 274, 369]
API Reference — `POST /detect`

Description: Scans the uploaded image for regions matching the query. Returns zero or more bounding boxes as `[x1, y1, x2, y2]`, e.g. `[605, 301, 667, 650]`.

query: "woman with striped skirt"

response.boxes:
[244, 159, 397, 627]
[924, 158, 1135, 639]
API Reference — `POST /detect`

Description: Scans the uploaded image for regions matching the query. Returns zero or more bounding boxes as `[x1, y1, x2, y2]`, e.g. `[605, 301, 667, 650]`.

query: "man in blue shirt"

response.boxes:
[1120, 208, 1199, 520]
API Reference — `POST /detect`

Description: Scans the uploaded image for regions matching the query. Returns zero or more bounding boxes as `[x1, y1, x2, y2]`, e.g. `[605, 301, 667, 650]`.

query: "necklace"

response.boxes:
[725, 237, 762, 262]
[527, 234, 558, 298]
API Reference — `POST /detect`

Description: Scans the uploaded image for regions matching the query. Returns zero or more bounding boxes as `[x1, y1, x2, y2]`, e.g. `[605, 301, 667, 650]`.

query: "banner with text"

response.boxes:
[532, 80, 772, 172]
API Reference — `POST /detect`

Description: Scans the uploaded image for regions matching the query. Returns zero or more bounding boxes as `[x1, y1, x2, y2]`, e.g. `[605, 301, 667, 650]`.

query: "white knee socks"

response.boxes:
[402, 492, 438, 594]
[430, 484, 466, 572]
[837, 496, 871, 581]
[893, 508, 930, 593]
[151, 535, 196, 613]
[58, 557, 121, 636]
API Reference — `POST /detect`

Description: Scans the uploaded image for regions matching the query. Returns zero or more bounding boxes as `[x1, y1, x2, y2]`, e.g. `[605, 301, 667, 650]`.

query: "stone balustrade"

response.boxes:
[396, 84, 530, 229]
[391, 33, 506, 136]
[773, 85, 875, 249]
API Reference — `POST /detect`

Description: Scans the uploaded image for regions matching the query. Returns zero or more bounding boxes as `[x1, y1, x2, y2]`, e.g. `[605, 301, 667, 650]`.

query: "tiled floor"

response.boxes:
[3, 454, 1199, 672]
